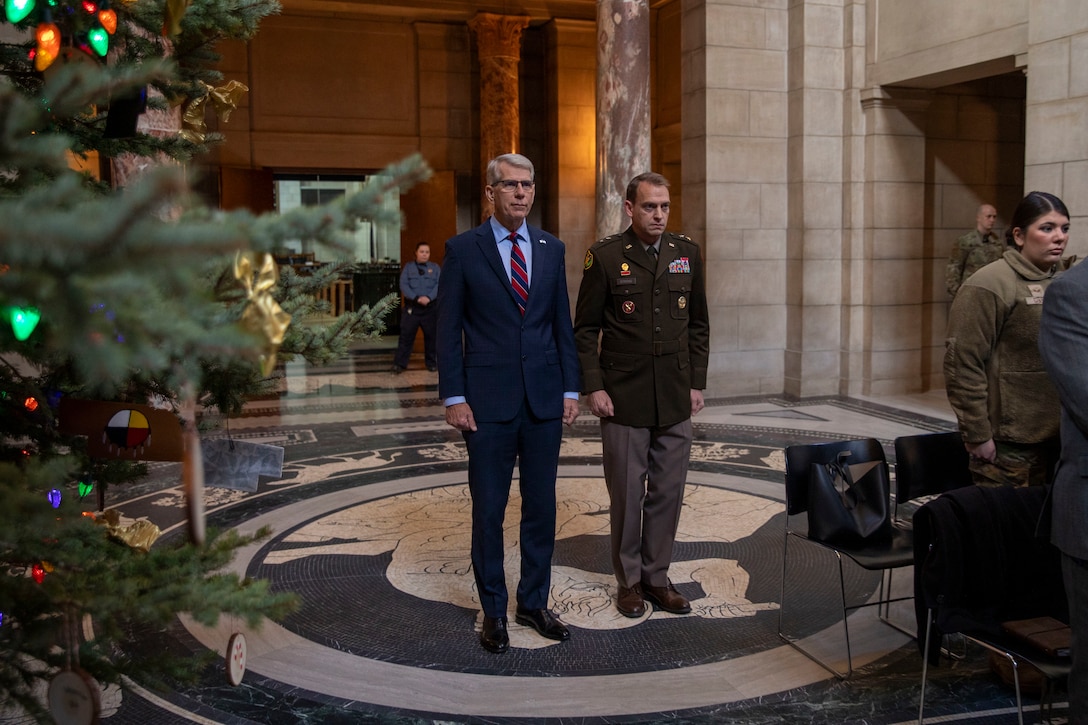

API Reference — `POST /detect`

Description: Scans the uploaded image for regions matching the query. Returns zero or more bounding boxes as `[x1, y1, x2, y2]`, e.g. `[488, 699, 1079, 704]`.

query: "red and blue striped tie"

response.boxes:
[509, 232, 528, 315]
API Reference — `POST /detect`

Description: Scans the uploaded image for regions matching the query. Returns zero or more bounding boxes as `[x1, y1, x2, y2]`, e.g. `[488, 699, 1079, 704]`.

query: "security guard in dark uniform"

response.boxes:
[574, 172, 710, 618]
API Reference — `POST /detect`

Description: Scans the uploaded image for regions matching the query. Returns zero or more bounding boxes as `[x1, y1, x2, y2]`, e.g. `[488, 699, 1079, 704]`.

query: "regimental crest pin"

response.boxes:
[622, 300, 635, 314]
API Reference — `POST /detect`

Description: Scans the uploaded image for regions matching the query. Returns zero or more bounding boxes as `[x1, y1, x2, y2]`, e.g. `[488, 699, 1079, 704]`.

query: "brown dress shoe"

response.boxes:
[616, 584, 646, 618]
[641, 581, 691, 614]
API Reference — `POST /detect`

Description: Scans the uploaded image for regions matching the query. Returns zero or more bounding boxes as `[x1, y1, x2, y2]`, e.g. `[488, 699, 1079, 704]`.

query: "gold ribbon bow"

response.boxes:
[97, 509, 163, 552]
[234, 252, 291, 377]
[163, 0, 193, 38]
[181, 80, 249, 143]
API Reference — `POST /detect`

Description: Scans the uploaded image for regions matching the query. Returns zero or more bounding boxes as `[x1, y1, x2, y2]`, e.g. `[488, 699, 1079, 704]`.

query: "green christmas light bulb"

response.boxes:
[87, 26, 108, 56]
[10, 307, 41, 341]
[5, 0, 35, 23]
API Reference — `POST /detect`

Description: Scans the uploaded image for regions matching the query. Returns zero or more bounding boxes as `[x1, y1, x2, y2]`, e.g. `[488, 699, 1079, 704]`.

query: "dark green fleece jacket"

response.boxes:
[944, 250, 1066, 445]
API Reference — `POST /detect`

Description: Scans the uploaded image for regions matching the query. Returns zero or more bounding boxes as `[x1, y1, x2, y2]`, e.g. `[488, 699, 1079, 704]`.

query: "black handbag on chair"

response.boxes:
[808, 451, 892, 545]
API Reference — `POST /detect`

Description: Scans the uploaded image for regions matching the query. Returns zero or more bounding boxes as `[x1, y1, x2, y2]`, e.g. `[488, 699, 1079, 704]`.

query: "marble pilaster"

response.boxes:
[1024, 3, 1088, 255]
[595, 0, 651, 239]
[849, 88, 932, 396]
[469, 13, 530, 219]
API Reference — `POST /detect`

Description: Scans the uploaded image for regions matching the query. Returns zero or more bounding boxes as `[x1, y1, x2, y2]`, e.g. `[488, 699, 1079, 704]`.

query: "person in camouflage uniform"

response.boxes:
[946, 203, 1003, 298]
[944, 192, 1072, 487]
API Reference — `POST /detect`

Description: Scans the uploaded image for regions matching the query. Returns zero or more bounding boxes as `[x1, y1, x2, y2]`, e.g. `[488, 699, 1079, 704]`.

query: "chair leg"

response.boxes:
[836, 553, 854, 678]
[778, 534, 853, 679]
[879, 567, 892, 621]
[778, 528, 792, 641]
[878, 568, 917, 639]
[918, 613, 933, 724]
[1007, 654, 1024, 725]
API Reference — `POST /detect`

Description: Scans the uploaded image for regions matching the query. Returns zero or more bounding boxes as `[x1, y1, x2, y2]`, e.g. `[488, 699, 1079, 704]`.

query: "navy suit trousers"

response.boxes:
[465, 401, 562, 618]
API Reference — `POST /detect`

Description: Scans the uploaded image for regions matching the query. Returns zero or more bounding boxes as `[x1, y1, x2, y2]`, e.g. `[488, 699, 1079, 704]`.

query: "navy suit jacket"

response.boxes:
[436, 220, 580, 423]
[1039, 259, 1088, 561]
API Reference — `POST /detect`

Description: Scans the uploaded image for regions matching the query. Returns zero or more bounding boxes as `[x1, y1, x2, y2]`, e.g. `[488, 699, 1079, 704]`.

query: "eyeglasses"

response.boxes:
[493, 179, 535, 192]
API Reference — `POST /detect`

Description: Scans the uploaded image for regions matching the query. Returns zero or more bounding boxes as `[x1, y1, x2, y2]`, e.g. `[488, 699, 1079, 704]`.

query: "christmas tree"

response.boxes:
[0, 1, 430, 720]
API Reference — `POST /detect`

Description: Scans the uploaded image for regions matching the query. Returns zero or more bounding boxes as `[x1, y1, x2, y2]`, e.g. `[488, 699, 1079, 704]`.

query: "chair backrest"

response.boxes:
[893, 431, 972, 504]
[913, 485, 1067, 651]
[783, 438, 887, 516]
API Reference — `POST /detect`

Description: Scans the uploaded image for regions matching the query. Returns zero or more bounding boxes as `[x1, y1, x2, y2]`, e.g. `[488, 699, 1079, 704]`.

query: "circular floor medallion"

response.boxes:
[252, 477, 879, 676]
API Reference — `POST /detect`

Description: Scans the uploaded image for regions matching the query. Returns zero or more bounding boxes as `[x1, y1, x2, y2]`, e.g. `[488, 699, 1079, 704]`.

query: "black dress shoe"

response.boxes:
[515, 607, 570, 641]
[480, 615, 509, 653]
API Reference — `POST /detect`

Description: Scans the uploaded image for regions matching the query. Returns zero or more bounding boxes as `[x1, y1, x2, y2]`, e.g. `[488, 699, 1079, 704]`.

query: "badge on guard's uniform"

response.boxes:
[678, 296, 687, 309]
[620, 262, 631, 277]
[584, 250, 594, 269]
[622, 300, 635, 314]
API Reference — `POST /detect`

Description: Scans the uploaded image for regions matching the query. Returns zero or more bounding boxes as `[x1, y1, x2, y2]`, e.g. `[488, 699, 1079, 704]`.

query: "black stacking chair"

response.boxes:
[914, 485, 1070, 724]
[885, 431, 974, 636]
[893, 431, 973, 524]
[778, 438, 914, 679]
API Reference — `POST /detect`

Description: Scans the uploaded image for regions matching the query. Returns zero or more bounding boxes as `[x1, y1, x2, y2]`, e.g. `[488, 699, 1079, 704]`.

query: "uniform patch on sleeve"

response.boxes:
[584, 250, 594, 270]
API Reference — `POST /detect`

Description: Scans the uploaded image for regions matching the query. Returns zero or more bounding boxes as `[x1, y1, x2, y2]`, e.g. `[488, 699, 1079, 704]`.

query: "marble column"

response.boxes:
[469, 13, 530, 220]
[595, 0, 651, 239]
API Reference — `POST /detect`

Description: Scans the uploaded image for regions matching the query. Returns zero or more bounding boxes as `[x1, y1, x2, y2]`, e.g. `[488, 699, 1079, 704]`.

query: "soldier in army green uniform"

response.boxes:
[573, 172, 710, 619]
[946, 203, 1003, 297]
[944, 192, 1070, 487]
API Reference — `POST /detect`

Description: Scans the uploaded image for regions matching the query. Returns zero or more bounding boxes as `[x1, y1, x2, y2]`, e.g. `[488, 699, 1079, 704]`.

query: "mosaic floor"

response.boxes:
[84, 341, 1069, 725]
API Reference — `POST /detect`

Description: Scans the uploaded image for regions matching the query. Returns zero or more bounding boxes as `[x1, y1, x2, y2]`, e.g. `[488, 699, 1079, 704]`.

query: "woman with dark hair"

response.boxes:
[944, 191, 1074, 486]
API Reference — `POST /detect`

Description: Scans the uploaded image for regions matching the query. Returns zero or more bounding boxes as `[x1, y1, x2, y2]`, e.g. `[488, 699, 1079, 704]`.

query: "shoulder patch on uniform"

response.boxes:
[584, 250, 594, 269]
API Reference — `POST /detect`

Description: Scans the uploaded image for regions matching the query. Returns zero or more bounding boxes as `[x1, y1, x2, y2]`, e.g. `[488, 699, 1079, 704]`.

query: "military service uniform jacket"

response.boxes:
[574, 228, 710, 428]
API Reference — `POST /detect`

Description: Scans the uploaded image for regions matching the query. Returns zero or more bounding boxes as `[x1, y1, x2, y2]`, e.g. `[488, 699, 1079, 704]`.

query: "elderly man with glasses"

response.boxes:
[436, 153, 581, 654]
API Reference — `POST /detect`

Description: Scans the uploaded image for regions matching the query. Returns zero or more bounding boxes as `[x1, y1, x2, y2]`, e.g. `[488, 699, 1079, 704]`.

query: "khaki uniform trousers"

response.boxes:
[601, 417, 692, 589]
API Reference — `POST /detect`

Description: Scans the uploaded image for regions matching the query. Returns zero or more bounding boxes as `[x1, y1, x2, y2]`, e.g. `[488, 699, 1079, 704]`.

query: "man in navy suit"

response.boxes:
[1039, 249, 1088, 723]
[436, 153, 581, 654]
